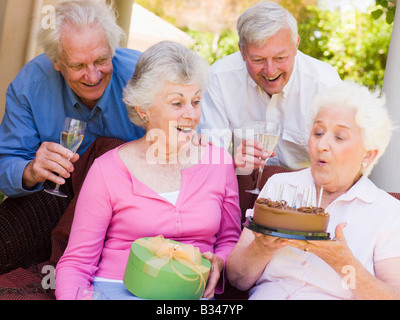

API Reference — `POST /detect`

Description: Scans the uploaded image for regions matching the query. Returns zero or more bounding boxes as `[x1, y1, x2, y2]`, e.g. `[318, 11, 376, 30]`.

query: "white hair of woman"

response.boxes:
[236, 1, 298, 49]
[37, 0, 125, 63]
[310, 81, 394, 177]
[123, 41, 209, 128]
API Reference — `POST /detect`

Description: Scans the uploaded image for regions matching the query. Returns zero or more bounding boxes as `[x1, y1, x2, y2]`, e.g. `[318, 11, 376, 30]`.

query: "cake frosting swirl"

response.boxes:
[252, 198, 329, 233]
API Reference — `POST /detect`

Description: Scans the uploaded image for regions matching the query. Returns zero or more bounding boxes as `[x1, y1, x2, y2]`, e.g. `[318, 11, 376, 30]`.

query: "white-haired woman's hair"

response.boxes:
[237, 1, 298, 49]
[310, 81, 394, 177]
[123, 41, 209, 128]
[37, 0, 125, 63]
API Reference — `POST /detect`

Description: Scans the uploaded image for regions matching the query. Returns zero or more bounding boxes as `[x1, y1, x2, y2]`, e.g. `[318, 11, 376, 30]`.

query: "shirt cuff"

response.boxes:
[6, 160, 44, 197]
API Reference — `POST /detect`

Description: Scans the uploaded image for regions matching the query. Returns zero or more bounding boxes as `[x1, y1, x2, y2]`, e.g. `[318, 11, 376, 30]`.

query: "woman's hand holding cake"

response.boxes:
[286, 222, 353, 269]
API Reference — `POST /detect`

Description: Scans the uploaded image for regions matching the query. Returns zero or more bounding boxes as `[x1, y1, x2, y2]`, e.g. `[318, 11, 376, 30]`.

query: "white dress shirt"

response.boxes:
[248, 168, 400, 300]
[198, 51, 342, 170]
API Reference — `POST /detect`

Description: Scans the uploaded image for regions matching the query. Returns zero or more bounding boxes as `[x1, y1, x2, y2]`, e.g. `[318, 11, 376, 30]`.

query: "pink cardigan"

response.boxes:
[55, 144, 241, 300]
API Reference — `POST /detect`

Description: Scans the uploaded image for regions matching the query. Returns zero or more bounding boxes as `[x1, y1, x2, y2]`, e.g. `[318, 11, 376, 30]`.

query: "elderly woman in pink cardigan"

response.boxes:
[55, 41, 242, 300]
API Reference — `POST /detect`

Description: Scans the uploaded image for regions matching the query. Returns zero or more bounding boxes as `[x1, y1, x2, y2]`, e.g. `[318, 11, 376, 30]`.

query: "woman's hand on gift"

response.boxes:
[202, 251, 224, 299]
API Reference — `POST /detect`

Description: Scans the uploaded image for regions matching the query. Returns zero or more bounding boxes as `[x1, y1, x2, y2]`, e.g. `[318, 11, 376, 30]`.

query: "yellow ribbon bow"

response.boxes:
[135, 236, 210, 294]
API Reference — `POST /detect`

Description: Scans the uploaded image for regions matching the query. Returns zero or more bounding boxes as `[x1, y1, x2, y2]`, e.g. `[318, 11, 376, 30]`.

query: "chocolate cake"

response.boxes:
[253, 198, 330, 233]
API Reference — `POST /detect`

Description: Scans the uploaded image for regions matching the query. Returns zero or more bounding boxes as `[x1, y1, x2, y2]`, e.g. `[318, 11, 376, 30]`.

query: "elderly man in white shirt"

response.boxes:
[198, 1, 341, 171]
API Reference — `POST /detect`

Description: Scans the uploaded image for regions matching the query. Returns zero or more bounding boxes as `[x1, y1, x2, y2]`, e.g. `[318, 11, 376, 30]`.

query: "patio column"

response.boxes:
[0, 0, 34, 123]
[113, 0, 134, 47]
[370, 4, 400, 193]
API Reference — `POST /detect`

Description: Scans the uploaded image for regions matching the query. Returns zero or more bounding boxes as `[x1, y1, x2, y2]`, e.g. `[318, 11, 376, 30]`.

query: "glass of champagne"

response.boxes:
[44, 117, 86, 198]
[245, 121, 280, 195]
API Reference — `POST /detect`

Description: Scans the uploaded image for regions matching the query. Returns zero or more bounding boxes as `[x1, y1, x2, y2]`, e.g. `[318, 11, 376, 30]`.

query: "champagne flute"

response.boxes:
[44, 117, 86, 197]
[245, 121, 280, 195]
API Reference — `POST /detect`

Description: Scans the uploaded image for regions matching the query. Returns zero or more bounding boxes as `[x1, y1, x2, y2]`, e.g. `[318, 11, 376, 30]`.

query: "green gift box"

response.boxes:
[123, 236, 211, 300]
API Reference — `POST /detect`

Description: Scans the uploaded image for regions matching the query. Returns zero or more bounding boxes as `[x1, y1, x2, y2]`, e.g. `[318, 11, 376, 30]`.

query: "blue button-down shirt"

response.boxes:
[0, 48, 145, 197]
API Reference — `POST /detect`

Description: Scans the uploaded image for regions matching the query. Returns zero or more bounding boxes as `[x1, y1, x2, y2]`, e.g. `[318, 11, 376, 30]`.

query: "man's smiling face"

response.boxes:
[240, 28, 299, 97]
[54, 25, 113, 109]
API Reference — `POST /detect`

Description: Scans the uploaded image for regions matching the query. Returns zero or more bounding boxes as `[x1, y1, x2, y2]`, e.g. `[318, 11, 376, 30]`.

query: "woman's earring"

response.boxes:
[142, 116, 149, 123]
[361, 160, 368, 169]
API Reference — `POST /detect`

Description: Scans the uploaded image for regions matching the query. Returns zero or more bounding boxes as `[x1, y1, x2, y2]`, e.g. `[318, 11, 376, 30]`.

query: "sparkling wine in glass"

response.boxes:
[44, 117, 86, 197]
[246, 121, 280, 195]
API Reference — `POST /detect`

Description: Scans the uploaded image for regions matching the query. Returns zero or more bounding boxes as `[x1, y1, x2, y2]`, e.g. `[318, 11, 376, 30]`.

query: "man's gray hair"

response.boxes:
[123, 41, 209, 128]
[237, 1, 298, 48]
[310, 81, 394, 177]
[37, 0, 125, 63]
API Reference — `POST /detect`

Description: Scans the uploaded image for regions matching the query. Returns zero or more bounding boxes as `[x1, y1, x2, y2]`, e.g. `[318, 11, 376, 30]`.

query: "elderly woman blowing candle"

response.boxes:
[226, 81, 400, 300]
[55, 41, 241, 300]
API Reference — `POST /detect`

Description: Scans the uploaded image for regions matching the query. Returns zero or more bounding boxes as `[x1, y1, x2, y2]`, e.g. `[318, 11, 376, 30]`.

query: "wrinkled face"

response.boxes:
[143, 82, 202, 153]
[53, 25, 113, 109]
[309, 107, 367, 193]
[240, 28, 299, 97]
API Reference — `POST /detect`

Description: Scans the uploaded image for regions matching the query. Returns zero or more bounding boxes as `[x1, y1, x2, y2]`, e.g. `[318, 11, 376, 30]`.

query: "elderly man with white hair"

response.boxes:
[227, 81, 400, 300]
[0, 0, 144, 274]
[198, 1, 342, 172]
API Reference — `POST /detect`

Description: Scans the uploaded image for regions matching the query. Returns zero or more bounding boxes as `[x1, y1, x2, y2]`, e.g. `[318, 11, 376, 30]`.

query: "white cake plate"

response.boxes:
[244, 218, 330, 240]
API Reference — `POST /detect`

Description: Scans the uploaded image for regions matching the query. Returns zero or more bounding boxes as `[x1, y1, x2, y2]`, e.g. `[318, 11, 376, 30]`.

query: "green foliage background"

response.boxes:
[298, 6, 392, 90]
[188, 5, 393, 91]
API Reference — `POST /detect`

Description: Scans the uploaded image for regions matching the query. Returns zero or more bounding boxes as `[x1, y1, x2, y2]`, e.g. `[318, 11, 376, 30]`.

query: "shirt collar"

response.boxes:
[64, 76, 112, 113]
[95, 78, 112, 111]
[336, 174, 378, 204]
[281, 52, 298, 98]
[246, 70, 259, 90]
[65, 81, 81, 109]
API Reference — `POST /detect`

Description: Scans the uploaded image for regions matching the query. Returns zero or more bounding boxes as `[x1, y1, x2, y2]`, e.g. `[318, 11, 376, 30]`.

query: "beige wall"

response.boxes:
[0, 0, 133, 123]
[0, 0, 34, 122]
